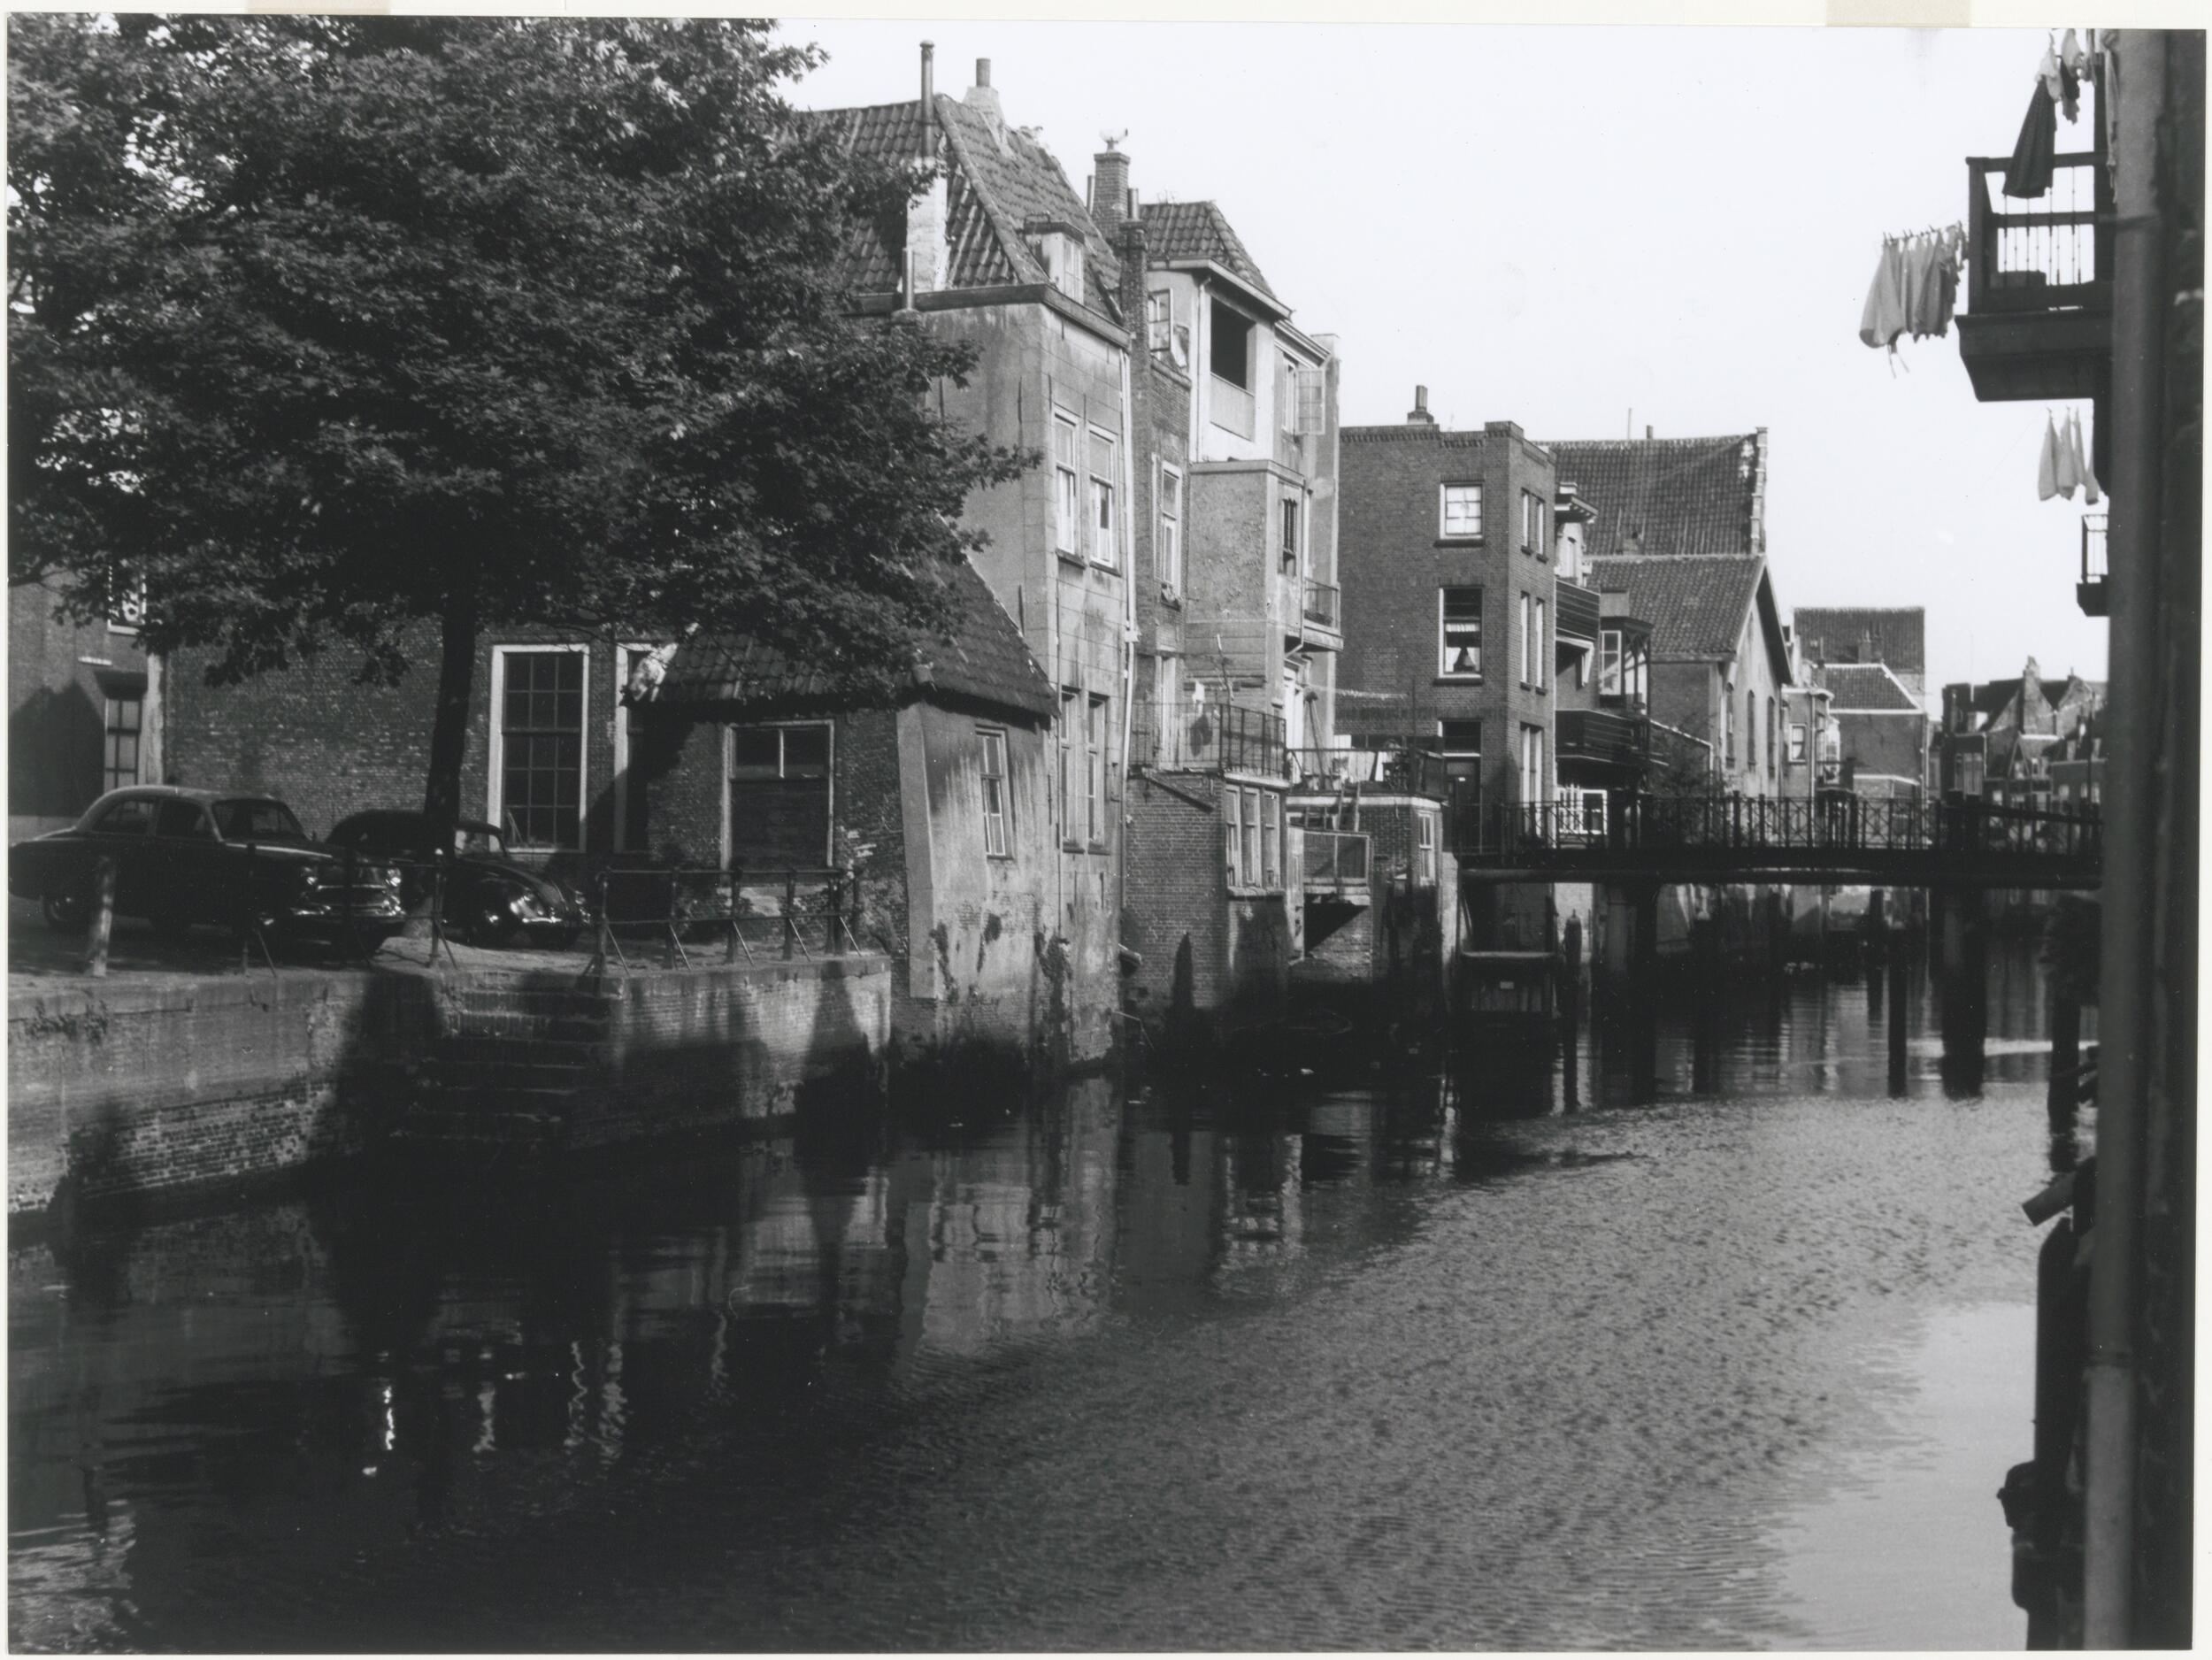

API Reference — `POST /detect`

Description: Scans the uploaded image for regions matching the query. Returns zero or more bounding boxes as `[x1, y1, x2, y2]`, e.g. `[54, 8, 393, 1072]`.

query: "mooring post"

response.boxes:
[1886, 947, 1909, 1097]
[83, 855, 116, 979]
[2047, 985, 2082, 1126]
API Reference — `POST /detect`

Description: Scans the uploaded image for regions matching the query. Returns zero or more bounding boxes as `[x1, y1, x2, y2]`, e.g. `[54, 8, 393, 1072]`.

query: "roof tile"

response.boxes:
[1793, 607, 1925, 678]
[1586, 554, 1765, 664]
[1138, 200, 1278, 303]
[1543, 433, 1765, 558]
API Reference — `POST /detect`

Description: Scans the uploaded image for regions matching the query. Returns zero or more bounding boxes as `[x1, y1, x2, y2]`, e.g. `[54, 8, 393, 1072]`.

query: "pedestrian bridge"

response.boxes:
[1452, 795, 2102, 889]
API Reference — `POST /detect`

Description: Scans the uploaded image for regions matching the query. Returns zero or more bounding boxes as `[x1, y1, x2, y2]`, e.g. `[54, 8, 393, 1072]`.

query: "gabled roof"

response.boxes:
[1818, 662, 1924, 712]
[658, 558, 1055, 722]
[810, 96, 1123, 321]
[1139, 199, 1279, 304]
[1543, 433, 1767, 558]
[1793, 607, 1925, 679]
[1586, 554, 1787, 679]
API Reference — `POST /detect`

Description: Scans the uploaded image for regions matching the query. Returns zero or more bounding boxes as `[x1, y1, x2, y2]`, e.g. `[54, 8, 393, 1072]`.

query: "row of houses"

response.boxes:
[7, 47, 1983, 1065]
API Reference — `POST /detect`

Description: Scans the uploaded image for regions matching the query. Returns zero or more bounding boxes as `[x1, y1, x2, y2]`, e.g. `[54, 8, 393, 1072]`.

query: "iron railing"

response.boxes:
[1302, 829, 1371, 893]
[588, 865, 862, 971]
[1555, 709, 1651, 769]
[1452, 792, 2103, 872]
[1290, 737, 1448, 798]
[1966, 152, 2111, 316]
[2082, 511, 2108, 583]
[1136, 703, 1289, 779]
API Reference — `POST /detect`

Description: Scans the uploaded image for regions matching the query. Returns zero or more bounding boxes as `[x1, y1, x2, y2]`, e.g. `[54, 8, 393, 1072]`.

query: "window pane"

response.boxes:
[731, 728, 782, 778]
[1088, 431, 1113, 479]
[1161, 469, 1180, 516]
[1054, 416, 1077, 466]
[782, 726, 830, 777]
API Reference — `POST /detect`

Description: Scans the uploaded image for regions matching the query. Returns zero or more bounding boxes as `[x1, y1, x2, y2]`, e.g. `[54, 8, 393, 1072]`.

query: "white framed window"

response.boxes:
[1059, 688, 1079, 837]
[1518, 593, 1532, 688]
[1052, 411, 1081, 557]
[1521, 489, 1547, 555]
[1520, 723, 1546, 805]
[1601, 628, 1623, 696]
[1225, 787, 1244, 885]
[1210, 296, 1253, 388]
[979, 727, 1010, 857]
[1533, 597, 1547, 692]
[491, 644, 588, 852]
[1440, 483, 1483, 540]
[1153, 652, 1179, 715]
[106, 568, 147, 634]
[1147, 289, 1189, 367]
[1241, 786, 1261, 885]
[103, 696, 142, 793]
[1088, 427, 1118, 568]
[727, 722, 833, 869]
[1280, 494, 1302, 573]
[1086, 694, 1110, 842]
[1417, 812, 1437, 885]
[1788, 722, 1808, 765]
[1157, 464, 1182, 595]
[1439, 587, 1482, 678]
[1291, 365, 1326, 436]
[1262, 790, 1279, 887]
[1280, 354, 1302, 434]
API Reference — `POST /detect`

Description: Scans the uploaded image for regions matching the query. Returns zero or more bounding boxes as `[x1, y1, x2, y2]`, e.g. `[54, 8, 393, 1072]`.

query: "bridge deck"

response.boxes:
[1452, 795, 2102, 889]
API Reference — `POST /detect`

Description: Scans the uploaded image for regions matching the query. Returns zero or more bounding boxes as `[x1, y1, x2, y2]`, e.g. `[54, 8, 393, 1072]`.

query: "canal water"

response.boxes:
[11, 940, 2080, 1650]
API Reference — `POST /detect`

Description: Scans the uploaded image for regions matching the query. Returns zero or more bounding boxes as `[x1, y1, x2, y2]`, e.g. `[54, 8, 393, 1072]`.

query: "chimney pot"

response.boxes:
[976, 57, 990, 88]
[1406, 385, 1436, 427]
[1645, 424, 1654, 440]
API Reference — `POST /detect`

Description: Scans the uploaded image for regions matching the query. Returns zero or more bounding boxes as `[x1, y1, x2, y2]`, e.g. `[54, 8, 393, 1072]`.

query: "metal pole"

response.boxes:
[783, 869, 796, 961]
[83, 856, 115, 979]
[2082, 29, 2169, 1648]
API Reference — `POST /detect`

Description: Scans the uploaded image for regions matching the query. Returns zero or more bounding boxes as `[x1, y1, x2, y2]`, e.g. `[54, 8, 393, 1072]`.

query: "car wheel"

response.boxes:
[42, 887, 88, 932]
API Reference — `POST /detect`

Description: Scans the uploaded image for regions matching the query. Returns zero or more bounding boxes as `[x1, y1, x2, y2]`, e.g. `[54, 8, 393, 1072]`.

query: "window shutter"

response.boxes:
[1294, 368, 1326, 434]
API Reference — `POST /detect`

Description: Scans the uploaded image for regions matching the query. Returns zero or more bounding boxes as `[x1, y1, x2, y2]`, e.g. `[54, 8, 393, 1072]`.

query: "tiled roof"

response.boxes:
[1970, 678, 2028, 719]
[1793, 607, 1925, 677]
[1139, 200, 1278, 304]
[811, 96, 1122, 320]
[1818, 663, 1924, 712]
[1543, 433, 1766, 558]
[1586, 554, 1766, 664]
[657, 558, 1054, 721]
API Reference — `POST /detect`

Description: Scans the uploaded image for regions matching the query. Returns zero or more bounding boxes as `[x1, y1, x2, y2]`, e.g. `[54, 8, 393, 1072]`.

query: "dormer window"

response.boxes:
[1026, 219, 1086, 303]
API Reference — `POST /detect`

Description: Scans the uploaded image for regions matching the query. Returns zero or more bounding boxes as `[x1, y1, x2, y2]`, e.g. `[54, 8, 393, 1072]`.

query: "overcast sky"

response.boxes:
[783, 21, 2110, 701]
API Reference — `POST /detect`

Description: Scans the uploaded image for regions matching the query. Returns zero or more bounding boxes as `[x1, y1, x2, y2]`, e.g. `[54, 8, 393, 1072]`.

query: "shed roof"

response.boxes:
[658, 558, 1054, 721]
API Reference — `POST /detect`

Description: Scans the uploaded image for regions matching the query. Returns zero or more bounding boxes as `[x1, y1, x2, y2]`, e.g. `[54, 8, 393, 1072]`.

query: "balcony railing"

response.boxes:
[1556, 709, 1652, 770]
[1302, 828, 1371, 894]
[1136, 702, 1289, 779]
[1302, 578, 1340, 632]
[1967, 152, 2111, 315]
[1290, 736, 1448, 798]
[2078, 511, 2108, 617]
[1554, 579, 1602, 644]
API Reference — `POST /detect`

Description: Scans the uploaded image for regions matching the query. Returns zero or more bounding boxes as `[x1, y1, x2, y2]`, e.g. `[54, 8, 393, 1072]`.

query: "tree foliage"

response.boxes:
[9, 14, 1030, 817]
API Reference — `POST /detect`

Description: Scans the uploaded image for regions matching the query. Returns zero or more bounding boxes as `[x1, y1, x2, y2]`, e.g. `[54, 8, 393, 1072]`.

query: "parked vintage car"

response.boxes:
[325, 811, 585, 949]
[8, 787, 409, 943]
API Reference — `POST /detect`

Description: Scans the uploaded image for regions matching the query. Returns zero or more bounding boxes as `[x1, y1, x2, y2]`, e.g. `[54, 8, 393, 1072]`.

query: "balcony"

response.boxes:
[2078, 511, 2108, 617]
[1556, 709, 1652, 775]
[1301, 577, 1341, 648]
[1956, 151, 2112, 404]
[1554, 579, 1602, 644]
[1290, 736, 1448, 798]
[1136, 702, 1288, 780]
[1302, 828, 1371, 897]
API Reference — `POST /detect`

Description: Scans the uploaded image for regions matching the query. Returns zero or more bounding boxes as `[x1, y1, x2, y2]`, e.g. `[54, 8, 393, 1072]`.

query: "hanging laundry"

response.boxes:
[2039, 415, 2061, 502]
[2058, 53, 2081, 123]
[1858, 236, 1908, 351]
[2038, 42, 2064, 104]
[1934, 224, 1963, 335]
[2070, 410, 2102, 504]
[2005, 75, 2058, 198]
[2053, 411, 2081, 498]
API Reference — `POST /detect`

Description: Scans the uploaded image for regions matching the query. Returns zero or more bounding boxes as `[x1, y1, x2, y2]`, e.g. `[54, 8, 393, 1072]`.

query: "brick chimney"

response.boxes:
[965, 58, 1004, 148]
[902, 41, 948, 302]
[1406, 385, 1437, 427]
[1092, 139, 1131, 234]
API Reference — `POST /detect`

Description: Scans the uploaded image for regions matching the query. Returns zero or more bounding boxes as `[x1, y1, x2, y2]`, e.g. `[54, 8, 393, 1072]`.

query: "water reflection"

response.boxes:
[11, 941, 2071, 1651]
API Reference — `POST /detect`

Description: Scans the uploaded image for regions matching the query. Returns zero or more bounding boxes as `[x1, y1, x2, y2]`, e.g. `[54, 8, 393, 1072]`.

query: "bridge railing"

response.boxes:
[1453, 793, 2103, 865]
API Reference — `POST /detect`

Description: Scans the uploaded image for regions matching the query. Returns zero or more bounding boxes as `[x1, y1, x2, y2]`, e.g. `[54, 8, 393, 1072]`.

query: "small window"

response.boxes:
[1533, 598, 1547, 692]
[1086, 695, 1110, 842]
[1157, 465, 1183, 594]
[1601, 629, 1623, 697]
[979, 728, 1010, 857]
[106, 568, 147, 634]
[1521, 489, 1547, 555]
[1210, 296, 1252, 388]
[1261, 791, 1279, 887]
[1088, 429, 1118, 568]
[1439, 719, 1482, 757]
[1059, 688, 1080, 834]
[727, 723, 833, 869]
[1241, 787, 1261, 885]
[1224, 788, 1243, 885]
[1147, 290, 1189, 367]
[1052, 412, 1081, 556]
[1279, 495, 1302, 573]
[1518, 593, 1532, 688]
[1440, 484, 1483, 540]
[103, 696, 142, 793]
[1439, 588, 1482, 678]
[91, 796, 155, 837]
[1520, 724, 1546, 804]
[1279, 355, 1302, 434]
[1788, 723, 1809, 765]
[1417, 813, 1437, 885]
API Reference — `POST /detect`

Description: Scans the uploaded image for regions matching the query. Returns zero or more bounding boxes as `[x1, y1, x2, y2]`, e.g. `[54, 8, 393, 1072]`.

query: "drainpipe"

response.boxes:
[1117, 276, 1138, 964]
[2081, 27, 2167, 1649]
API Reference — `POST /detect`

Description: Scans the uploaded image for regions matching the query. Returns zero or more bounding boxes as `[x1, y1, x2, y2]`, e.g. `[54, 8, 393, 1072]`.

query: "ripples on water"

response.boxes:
[11, 952, 2073, 1649]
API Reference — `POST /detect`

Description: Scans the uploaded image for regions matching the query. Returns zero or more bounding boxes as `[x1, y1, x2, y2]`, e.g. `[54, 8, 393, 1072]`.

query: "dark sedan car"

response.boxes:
[325, 811, 585, 949]
[9, 787, 408, 943]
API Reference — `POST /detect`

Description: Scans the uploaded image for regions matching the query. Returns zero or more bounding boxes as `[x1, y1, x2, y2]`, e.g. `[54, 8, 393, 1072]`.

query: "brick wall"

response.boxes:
[11, 580, 156, 838]
[1123, 772, 1290, 1035]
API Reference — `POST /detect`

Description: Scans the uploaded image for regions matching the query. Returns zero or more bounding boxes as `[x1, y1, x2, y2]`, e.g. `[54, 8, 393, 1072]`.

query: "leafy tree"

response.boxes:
[9, 14, 1029, 826]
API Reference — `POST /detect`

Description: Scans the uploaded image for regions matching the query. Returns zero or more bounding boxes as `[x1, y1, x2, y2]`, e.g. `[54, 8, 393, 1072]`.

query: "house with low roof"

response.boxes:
[1793, 606, 1928, 700]
[1809, 661, 1932, 799]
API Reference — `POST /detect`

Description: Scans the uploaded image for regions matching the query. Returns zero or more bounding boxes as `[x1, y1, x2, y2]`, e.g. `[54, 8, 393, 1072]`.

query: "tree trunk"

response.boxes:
[422, 593, 479, 837]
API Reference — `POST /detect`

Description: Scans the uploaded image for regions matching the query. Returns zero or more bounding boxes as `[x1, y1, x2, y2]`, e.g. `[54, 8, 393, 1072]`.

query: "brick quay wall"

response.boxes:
[8, 955, 891, 1218]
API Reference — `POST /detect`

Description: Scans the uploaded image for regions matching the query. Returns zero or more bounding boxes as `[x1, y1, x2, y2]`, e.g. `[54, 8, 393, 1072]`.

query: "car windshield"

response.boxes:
[213, 800, 310, 843]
